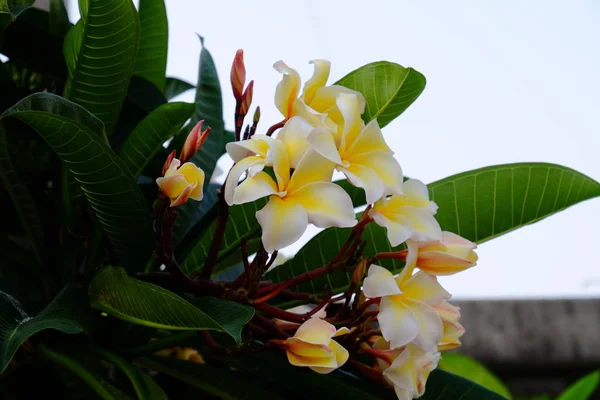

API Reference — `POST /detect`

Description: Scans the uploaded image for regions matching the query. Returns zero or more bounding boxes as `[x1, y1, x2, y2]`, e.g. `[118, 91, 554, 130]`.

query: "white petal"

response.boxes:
[341, 163, 385, 205]
[369, 208, 414, 247]
[256, 196, 308, 252]
[302, 59, 330, 105]
[224, 156, 265, 205]
[307, 126, 343, 165]
[402, 271, 451, 304]
[403, 299, 444, 353]
[396, 240, 418, 286]
[274, 61, 301, 118]
[336, 93, 364, 152]
[226, 138, 269, 161]
[291, 182, 356, 228]
[287, 149, 335, 193]
[363, 265, 401, 298]
[232, 171, 279, 205]
[264, 138, 290, 191]
[348, 151, 404, 197]
[379, 296, 420, 349]
[276, 116, 313, 169]
[402, 207, 442, 242]
[347, 119, 392, 156]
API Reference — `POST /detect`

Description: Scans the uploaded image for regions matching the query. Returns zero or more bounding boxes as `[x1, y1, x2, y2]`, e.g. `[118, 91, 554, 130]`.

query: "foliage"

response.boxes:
[0, 2, 598, 399]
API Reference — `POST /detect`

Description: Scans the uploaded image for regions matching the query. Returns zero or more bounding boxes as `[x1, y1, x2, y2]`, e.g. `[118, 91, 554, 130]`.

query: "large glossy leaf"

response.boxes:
[2, 93, 152, 270]
[268, 163, 600, 294]
[0, 285, 90, 374]
[63, 0, 140, 135]
[133, 0, 168, 91]
[0, 124, 44, 264]
[118, 101, 195, 178]
[39, 345, 132, 400]
[0, 0, 34, 33]
[557, 370, 600, 400]
[164, 77, 194, 100]
[439, 353, 511, 399]
[89, 267, 253, 342]
[49, 0, 71, 37]
[179, 199, 267, 275]
[335, 61, 426, 128]
[93, 347, 167, 400]
[171, 183, 219, 248]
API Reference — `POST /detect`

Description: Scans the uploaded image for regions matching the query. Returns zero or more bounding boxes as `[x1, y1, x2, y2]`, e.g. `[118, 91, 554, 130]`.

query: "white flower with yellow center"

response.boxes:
[305, 93, 404, 204]
[369, 179, 442, 246]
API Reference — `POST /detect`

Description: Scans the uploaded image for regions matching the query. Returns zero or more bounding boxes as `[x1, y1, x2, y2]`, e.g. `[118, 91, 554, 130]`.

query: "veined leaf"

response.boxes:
[39, 345, 132, 400]
[119, 101, 195, 178]
[93, 347, 167, 400]
[164, 77, 194, 100]
[2, 93, 152, 270]
[0, 0, 35, 33]
[134, 0, 168, 91]
[179, 199, 267, 275]
[63, 0, 140, 136]
[439, 353, 512, 399]
[268, 163, 600, 294]
[0, 285, 90, 374]
[172, 183, 220, 248]
[49, 0, 71, 37]
[557, 370, 600, 400]
[335, 61, 426, 128]
[0, 124, 44, 264]
[89, 267, 253, 342]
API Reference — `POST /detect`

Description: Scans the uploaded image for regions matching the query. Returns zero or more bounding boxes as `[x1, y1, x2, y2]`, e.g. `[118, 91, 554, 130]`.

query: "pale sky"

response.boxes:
[71, 1, 600, 298]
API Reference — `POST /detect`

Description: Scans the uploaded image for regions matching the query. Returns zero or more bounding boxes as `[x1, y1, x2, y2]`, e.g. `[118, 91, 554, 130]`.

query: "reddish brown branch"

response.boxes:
[266, 120, 286, 136]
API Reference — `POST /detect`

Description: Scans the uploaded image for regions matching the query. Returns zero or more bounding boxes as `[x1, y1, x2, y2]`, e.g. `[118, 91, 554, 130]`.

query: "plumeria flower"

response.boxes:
[274, 59, 365, 130]
[156, 158, 205, 207]
[374, 339, 440, 400]
[433, 300, 465, 351]
[281, 318, 350, 374]
[398, 231, 478, 275]
[227, 145, 356, 252]
[369, 179, 442, 246]
[307, 93, 403, 204]
[276, 116, 314, 169]
[363, 247, 450, 351]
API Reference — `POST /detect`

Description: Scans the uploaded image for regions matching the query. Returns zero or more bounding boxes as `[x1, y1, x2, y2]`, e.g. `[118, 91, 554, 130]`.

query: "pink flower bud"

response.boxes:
[230, 49, 246, 101]
[180, 121, 211, 163]
[239, 80, 254, 117]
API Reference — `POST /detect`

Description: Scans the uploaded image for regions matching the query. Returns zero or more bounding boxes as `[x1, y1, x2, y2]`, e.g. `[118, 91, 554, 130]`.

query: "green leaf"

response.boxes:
[39, 345, 132, 400]
[335, 61, 426, 128]
[0, 285, 90, 374]
[118, 101, 196, 178]
[49, 0, 71, 37]
[439, 353, 512, 399]
[93, 347, 167, 400]
[171, 183, 220, 248]
[0, 0, 35, 33]
[63, 0, 140, 136]
[164, 77, 195, 100]
[89, 267, 252, 342]
[185, 297, 254, 344]
[134, 0, 168, 91]
[0, 124, 44, 264]
[2, 92, 152, 270]
[179, 199, 267, 275]
[269, 163, 600, 294]
[557, 370, 600, 400]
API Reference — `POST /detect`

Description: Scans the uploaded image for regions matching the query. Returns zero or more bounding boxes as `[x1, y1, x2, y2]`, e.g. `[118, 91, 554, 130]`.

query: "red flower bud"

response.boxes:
[239, 80, 254, 117]
[180, 121, 211, 163]
[230, 49, 246, 101]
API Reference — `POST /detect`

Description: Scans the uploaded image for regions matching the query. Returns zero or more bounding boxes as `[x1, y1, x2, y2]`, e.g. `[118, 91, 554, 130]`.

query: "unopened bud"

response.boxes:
[180, 120, 211, 163]
[162, 150, 176, 176]
[352, 258, 368, 286]
[239, 80, 254, 117]
[230, 49, 246, 101]
[253, 106, 261, 123]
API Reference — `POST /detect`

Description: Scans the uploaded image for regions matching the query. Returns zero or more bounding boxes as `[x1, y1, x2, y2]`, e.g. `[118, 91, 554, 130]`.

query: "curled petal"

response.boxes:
[286, 352, 338, 370]
[178, 162, 205, 200]
[226, 138, 270, 162]
[346, 119, 392, 156]
[369, 207, 414, 247]
[156, 174, 188, 200]
[291, 182, 356, 228]
[232, 171, 279, 205]
[307, 126, 343, 165]
[277, 116, 313, 168]
[341, 163, 385, 205]
[379, 296, 420, 349]
[294, 318, 337, 345]
[264, 138, 291, 191]
[310, 85, 366, 122]
[363, 265, 401, 298]
[402, 179, 438, 213]
[336, 93, 364, 152]
[274, 61, 301, 118]
[285, 338, 332, 358]
[309, 340, 349, 374]
[395, 240, 418, 286]
[401, 271, 451, 305]
[170, 184, 194, 208]
[302, 59, 330, 105]
[348, 151, 404, 198]
[402, 299, 444, 353]
[256, 196, 308, 252]
[224, 156, 265, 205]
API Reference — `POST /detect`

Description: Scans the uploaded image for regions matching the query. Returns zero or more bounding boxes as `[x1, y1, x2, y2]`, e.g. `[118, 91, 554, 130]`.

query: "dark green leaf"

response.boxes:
[119, 101, 195, 178]
[439, 353, 512, 399]
[89, 267, 250, 342]
[0, 124, 44, 264]
[164, 77, 194, 100]
[269, 163, 600, 294]
[185, 297, 254, 344]
[557, 370, 600, 400]
[134, 0, 168, 91]
[39, 345, 132, 400]
[0, 0, 35, 33]
[179, 199, 267, 275]
[63, 0, 140, 135]
[93, 347, 167, 400]
[172, 183, 220, 248]
[336, 61, 426, 128]
[2, 92, 152, 270]
[49, 0, 71, 37]
[0, 285, 90, 374]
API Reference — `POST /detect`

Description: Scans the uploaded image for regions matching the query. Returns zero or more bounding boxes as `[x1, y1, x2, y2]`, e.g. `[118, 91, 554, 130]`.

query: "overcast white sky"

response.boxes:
[70, 1, 600, 298]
